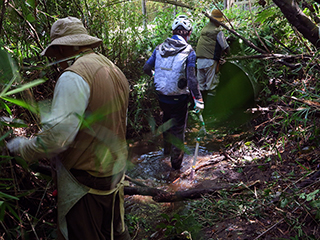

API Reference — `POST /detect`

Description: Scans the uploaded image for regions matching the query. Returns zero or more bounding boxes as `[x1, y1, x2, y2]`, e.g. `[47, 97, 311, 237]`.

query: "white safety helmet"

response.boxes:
[172, 15, 192, 31]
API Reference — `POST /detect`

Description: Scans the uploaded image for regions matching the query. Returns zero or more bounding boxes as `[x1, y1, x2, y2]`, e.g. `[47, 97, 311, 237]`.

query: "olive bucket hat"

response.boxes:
[41, 16, 102, 57]
[211, 9, 225, 22]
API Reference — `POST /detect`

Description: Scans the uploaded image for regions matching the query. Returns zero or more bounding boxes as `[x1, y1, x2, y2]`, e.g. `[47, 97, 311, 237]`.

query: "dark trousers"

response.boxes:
[159, 97, 189, 170]
[62, 170, 131, 240]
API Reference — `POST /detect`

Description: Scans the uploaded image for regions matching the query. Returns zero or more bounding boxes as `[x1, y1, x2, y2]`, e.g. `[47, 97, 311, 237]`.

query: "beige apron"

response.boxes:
[56, 160, 128, 240]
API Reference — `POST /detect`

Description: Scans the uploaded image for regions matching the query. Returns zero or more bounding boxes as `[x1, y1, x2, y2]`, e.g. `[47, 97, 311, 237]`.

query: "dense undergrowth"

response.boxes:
[1, 0, 320, 239]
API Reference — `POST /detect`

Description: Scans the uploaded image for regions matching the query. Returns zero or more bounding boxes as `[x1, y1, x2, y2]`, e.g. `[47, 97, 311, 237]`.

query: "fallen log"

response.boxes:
[125, 180, 261, 202]
[124, 186, 223, 202]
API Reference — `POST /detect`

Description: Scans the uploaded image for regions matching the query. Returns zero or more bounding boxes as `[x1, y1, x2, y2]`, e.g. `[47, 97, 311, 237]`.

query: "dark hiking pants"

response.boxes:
[159, 97, 189, 170]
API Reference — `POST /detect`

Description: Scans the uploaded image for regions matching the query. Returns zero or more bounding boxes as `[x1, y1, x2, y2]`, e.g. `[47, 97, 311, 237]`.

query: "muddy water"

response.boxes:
[127, 146, 214, 190]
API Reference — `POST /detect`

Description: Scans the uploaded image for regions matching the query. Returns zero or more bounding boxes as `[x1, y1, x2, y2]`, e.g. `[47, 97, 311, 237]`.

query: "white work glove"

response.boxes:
[194, 99, 204, 113]
[6, 137, 29, 155]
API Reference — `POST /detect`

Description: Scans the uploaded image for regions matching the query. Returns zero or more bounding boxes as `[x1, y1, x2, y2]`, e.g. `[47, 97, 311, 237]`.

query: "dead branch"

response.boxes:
[125, 180, 261, 202]
[284, 95, 320, 109]
[291, 170, 320, 191]
[226, 53, 313, 61]
[222, 151, 238, 163]
[247, 106, 270, 114]
[124, 185, 222, 202]
[253, 218, 284, 240]
[124, 186, 170, 198]
[248, 0, 270, 53]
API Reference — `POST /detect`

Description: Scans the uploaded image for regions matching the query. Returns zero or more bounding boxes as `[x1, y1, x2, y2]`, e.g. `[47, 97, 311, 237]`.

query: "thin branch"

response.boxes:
[248, 0, 270, 53]
[270, 27, 298, 54]
[292, 25, 313, 54]
[213, 0, 235, 30]
[7, 2, 44, 52]
[253, 218, 284, 240]
[226, 53, 314, 61]
[284, 95, 320, 109]
[25, 211, 40, 240]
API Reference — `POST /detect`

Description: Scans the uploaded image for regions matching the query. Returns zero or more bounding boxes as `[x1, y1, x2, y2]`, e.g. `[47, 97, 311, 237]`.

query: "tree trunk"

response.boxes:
[273, 0, 320, 49]
[141, 0, 147, 30]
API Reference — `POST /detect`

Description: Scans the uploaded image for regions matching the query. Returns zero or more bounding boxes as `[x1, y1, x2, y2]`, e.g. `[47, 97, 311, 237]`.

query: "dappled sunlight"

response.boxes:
[126, 195, 154, 205]
[13, 127, 27, 136]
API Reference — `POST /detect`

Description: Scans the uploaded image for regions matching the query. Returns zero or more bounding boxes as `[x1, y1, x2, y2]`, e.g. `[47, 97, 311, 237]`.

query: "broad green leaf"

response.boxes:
[26, 13, 36, 23]
[160, 213, 170, 221]
[0, 201, 5, 220]
[0, 49, 13, 82]
[0, 130, 12, 141]
[2, 79, 45, 96]
[6, 204, 21, 221]
[0, 121, 27, 128]
[0, 191, 19, 200]
[1, 101, 12, 115]
[1, 97, 38, 113]
[0, 49, 21, 95]
[0, 178, 14, 181]
[255, 7, 276, 24]
[26, 0, 35, 8]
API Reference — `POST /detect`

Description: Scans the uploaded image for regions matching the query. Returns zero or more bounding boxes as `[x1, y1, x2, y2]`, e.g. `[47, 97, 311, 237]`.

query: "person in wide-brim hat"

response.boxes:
[195, 9, 230, 123]
[7, 16, 131, 240]
[41, 16, 102, 57]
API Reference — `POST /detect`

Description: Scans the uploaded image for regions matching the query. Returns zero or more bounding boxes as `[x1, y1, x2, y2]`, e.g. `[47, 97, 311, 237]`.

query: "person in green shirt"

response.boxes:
[196, 9, 230, 120]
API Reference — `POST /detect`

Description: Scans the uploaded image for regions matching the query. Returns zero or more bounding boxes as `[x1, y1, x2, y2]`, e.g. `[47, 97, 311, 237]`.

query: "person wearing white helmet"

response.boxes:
[196, 9, 230, 122]
[143, 14, 204, 171]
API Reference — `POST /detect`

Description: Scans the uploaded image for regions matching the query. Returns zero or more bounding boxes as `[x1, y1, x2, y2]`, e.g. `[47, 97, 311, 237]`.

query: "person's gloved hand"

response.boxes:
[194, 99, 204, 113]
[6, 137, 29, 155]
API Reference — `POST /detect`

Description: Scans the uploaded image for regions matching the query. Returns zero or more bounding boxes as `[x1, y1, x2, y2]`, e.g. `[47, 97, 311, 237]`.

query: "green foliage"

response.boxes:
[125, 213, 150, 236]
[127, 75, 160, 138]
[0, 47, 53, 239]
[157, 212, 202, 238]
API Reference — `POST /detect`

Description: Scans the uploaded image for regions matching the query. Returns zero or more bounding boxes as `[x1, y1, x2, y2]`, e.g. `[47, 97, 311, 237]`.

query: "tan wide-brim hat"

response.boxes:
[211, 9, 225, 22]
[41, 16, 103, 57]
